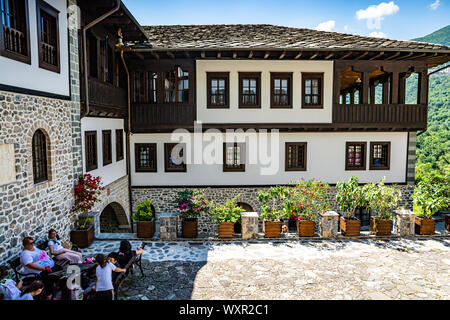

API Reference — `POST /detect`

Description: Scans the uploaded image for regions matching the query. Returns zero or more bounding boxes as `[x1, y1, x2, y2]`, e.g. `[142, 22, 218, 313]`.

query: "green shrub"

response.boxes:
[210, 195, 244, 224]
[257, 186, 289, 221]
[412, 176, 449, 218]
[133, 200, 154, 221]
[336, 176, 367, 219]
[364, 179, 401, 221]
[175, 189, 210, 220]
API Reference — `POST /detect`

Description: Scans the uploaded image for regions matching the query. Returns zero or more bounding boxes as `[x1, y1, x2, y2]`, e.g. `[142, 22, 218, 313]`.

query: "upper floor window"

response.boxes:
[102, 130, 112, 166]
[302, 73, 323, 108]
[0, 0, 30, 63]
[36, 0, 59, 73]
[223, 143, 245, 172]
[370, 142, 390, 170]
[207, 72, 229, 108]
[164, 143, 186, 172]
[147, 72, 158, 104]
[135, 143, 157, 172]
[239, 72, 261, 108]
[165, 66, 189, 103]
[85, 131, 97, 172]
[116, 129, 124, 162]
[132, 71, 157, 104]
[271, 73, 292, 108]
[285, 142, 307, 171]
[345, 142, 366, 170]
[133, 71, 145, 103]
[32, 129, 48, 184]
[87, 33, 98, 78]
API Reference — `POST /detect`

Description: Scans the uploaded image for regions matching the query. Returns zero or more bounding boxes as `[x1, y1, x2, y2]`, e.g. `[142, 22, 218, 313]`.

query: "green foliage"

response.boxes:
[335, 176, 367, 219]
[412, 174, 449, 218]
[133, 200, 154, 222]
[288, 179, 331, 222]
[412, 25, 450, 46]
[175, 189, 210, 220]
[257, 186, 289, 221]
[364, 179, 402, 221]
[209, 195, 244, 224]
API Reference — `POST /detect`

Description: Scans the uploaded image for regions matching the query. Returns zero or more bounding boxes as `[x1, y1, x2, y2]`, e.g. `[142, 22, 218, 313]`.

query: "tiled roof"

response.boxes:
[142, 24, 450, 52]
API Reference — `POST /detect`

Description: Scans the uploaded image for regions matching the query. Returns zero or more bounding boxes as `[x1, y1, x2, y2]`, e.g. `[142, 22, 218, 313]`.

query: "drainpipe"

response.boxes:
[120, 49, 134, 233]
[82, 0, 121, 117]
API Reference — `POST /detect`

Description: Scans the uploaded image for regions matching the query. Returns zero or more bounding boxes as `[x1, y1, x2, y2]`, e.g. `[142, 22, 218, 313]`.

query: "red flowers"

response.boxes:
[73, 174, 103, 214]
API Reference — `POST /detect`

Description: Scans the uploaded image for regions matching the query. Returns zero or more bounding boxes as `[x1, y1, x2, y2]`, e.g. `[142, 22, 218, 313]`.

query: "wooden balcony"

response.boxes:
[131, 103, 196, 132]
[332, 104, 427, 130]
[82, 77, 127, 117]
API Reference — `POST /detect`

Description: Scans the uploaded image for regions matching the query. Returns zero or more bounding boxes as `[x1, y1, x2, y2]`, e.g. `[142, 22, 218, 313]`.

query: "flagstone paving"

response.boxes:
[80, 238, 450, 300]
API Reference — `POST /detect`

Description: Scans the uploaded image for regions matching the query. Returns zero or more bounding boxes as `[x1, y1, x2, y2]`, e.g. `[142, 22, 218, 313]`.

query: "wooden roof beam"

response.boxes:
[217, 51, 222, 59]
[248, 51, 254, 59]
[279, 51, 286, 59]
[386, 51, 401, 60]
[309, 52, 318, 60]
[201, 51, 206, 58]
[184, 51, 190, 58]
[166, 51, 175, 59]
[264, 52, 270, 59]
[369, 51, 384, 60]
[397, 52, 414, 60]
[233, 52, 238, 59]
[325, 53, 334, 60]
[151, 51, 159, 60]
[339, 52, 353, 60]
[355, 51, 369, 60]
[294, 52, 302, 59]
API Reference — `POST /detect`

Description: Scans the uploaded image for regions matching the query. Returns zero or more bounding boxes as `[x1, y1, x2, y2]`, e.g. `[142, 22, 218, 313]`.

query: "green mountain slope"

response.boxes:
[412, 25, 450, 46]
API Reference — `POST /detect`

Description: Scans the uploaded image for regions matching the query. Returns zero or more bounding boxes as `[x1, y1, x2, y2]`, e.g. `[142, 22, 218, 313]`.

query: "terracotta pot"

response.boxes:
[340, 217, 361, 236]
[296, 220, 315, 237]
[182, 219, 198, 238]
[415, 217, 435, 235]
[136, 220, 155, 238]
[445, 215, 450, 232]
[264, 221, 282, 238]
[70, 225, 94, 249]
[370, 217, 392, 236]
[218, 222, 234, 238]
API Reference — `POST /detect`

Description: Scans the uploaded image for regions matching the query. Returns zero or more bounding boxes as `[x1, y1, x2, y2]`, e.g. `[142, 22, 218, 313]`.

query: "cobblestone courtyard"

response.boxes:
[81, 238, 450, 300]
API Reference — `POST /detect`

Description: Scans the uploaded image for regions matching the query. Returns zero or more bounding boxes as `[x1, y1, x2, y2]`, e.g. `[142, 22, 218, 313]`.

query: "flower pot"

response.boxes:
[370, 217, 392, 236]
[70, 225, 95, 249]
[218, 222, 234, 238]
[264, 221, 282, 238]
[182, 219, 198, 238]
[136, 220, 155, 238]
[445, 215, 450, 232]
[415, 217, 435, 235]
[296, 220, 315, 237]
[340, 217, 361, 236]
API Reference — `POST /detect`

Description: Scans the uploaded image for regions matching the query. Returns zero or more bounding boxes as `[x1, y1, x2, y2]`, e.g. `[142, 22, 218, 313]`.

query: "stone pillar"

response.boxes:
[394, 209, 415, 237]
[89, 211, 101, 237]
[160, 212, 178, 240]
[241, 212, 259, 240]
[319, 211, 339, 238]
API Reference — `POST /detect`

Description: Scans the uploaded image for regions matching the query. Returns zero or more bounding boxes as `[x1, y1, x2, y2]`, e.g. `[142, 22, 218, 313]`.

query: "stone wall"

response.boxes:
[132, 184, 415, 237]
[0, 91, 76, 261]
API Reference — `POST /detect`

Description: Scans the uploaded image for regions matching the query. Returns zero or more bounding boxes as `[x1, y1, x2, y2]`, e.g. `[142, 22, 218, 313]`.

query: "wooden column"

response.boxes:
[350, 90, 355, 105]
[362, 71, 370, 104]
[369, 84, 375, 104]
[398, 73, 406, 104]
[391, 72, 399, 104]
[382, 79, 389, 104]
[418, 70, 429, 104]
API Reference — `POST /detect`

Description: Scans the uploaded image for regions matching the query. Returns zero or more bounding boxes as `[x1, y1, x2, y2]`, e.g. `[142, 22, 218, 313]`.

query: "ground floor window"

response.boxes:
[135, 143, 157, 172]
[345, 142, 366, 170]
[370, 142, 390, 170]
[223, 143, 245, 172]
[285, 142, 307, 171]
[164, 143, 186, 172]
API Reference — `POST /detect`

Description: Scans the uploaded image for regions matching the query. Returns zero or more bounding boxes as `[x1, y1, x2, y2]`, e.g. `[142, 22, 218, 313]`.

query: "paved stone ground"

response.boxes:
[80, 238, 450, 300]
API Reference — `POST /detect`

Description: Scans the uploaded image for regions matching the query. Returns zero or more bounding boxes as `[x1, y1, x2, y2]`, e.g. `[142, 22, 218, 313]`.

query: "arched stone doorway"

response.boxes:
[235, 202, 254, 234]
[100, 202, 131, 233]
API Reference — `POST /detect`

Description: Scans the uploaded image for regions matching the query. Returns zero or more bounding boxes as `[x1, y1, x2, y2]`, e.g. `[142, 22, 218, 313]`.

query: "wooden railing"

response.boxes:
[131, 103, 196, 131]
[3, 25, 27, 55]
[82, 77, 127, 114]
[333, 104, 427, 128]
[41, 42, 57, 66]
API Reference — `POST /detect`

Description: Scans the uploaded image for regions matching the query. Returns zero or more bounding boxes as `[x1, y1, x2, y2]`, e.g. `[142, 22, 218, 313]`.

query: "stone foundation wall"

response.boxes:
[132, 184, 414, 237]
[0, 91, 76, 261]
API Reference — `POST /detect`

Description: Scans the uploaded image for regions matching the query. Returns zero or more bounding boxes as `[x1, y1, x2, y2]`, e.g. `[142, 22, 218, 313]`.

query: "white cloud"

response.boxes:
[356, 1, 400, 29]
[430, 0, 440, 10]
[344, 25, 349, 31]
[369, 31, 387, 38]
[316, 20, 336, 31]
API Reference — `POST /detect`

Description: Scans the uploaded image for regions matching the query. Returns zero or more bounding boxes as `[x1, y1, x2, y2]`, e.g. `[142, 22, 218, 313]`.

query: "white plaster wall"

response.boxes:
[196, 60, 334, 124]
[81, 117, 127, 186]
[0, 0, 70, 96]
[130, 132, 408, 186]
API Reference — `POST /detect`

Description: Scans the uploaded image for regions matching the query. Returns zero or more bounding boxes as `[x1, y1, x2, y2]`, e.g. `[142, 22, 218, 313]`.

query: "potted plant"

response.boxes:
[133, 200, 155, 238]
[289, 179, 331, 237]
[412, 178, 448, 235]
[71, 174, 103, 248]
[210, 195, 244, 238]
[336, 176, 365, 236]
[258, 186, 288, 238]
[176, 189, 210, 238]
[365, 180, 401, 236]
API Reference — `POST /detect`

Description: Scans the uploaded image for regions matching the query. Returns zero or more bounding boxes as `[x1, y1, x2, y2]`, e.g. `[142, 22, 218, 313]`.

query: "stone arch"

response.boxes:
[100, 201, 130, 233]
[236, 202, 254, 212]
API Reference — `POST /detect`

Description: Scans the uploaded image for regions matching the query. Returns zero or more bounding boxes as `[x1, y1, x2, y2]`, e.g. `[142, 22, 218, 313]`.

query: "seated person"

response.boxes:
[20, 237, 62, 299]
[0, 266, 43, 300]
[92, 254, 125, 300]
[107, 252, 120, 283]
[117, 241, 144, 268]
[48, 229, 82, 264]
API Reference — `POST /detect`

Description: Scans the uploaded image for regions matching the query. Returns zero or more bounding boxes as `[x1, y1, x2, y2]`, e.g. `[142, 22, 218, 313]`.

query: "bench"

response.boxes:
[113, 243, 146, 299]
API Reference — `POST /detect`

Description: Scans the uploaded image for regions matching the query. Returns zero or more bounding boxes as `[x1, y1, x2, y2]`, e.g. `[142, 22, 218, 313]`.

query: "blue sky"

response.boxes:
[122, 0, 449, 40]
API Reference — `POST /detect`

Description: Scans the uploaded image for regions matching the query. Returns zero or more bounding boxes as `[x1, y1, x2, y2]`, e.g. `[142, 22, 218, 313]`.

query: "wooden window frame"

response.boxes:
[369, 142, 390, 170]
[164, 66, 189, 104]
[147, 71, 158, 104]
[32, 129, 48, 184]
[345, 142, 367, 171]
[239, 72, 261, 109]
[84, 131, 98, 172]
[135, 143, 157, 172]
[302, 72, 324, 109]
[285, 142, 307, 171]
[0, 0, 31, 64]
[164, 143, 186, 173]
[223, 142, 246, 172]
[207, 72, 229, 109]
[132, 71, 146, 103]
[115, 129, 124, 162]
[102, 130, 112, 166]
[36, 0, 60, 73]
[271, 72, 293, 109]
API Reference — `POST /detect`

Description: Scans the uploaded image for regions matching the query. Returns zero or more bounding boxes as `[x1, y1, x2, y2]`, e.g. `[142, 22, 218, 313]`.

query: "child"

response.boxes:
[0, 266, 43, 300]
[19, 280, 44, 300]
[93, 253, 125, 300]
[107, 252, 120, 284]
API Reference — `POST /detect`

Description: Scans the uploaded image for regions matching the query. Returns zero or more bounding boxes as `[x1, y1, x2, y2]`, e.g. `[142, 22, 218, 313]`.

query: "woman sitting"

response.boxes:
[92, 254, 125, 300]
[20, 237, 62, 299]
[0, 266, 44, 300]
[48, 229, 82, 264]
[116, 240, 144, 268]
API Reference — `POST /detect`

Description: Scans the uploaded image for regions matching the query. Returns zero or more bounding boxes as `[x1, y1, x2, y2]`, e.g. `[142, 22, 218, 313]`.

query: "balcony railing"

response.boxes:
[333, 104, 427, 129]
[3, 25, 27, 56]
[82, 77, 127, 116]
[41, 42, 57, 66]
